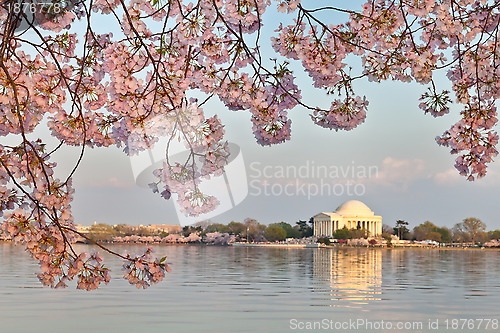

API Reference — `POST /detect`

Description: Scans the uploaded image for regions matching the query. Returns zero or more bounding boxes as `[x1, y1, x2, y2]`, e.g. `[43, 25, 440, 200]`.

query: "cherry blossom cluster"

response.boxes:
[203, 232, 236, 245]
[122, 248, 171, 289]
[311, 95, 368, 131]
[113, 232, 202, 243]
[419, 88, 451, 117]
[436, 99, 499, 180]
[1, 208, 111, 290]
[271, 0, 500, 180]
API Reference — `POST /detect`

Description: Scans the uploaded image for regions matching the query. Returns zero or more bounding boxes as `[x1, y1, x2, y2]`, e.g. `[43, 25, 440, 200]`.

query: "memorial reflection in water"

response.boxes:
[313, 248, 382, 305]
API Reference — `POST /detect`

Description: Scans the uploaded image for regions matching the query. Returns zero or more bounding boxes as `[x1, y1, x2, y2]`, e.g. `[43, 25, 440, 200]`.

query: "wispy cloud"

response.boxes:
[434, 166, 500, 187]
[78, 177, 135, 189]
[433, 168, 461, 186]
[369, 157, 431, 191]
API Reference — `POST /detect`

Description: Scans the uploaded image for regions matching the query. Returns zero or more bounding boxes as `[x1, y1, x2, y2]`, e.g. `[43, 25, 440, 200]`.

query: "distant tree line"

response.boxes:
[87, 223, 169, 242]
[86, 216, 499, 246]
[382, 217, 498, 245]
[187, 218, 314, 242]
[87, 218, 314, 243]
[320, 217, 499, 247]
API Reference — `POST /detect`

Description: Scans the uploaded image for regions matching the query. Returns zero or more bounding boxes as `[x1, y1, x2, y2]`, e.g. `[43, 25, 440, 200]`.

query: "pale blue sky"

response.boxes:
[9, 0, 500, 231]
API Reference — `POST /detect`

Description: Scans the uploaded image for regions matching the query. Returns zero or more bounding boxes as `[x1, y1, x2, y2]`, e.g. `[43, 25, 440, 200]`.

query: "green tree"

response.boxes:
[317, 237, 331, 246]
[113, 224, 134, 236]
[394, 220, 410, 240]
[182, 226, 203, 237]
[413, 221, 434, 240]
[488, 230, 500, 240]
[296, 220, 313, 237]
[454, 217, 487, 244]
[413, 221, 445, 241]
[332, 227, 352, 240]
[309, 217, 315, 233]
[264, 225, 287, 242]
[426, 231, 442, 242]
[275, 222, 300, 238]
[227, 222, 245, 235]
[206, 223, 230, 233]
[351, 228, 370, 239]
[436, 227, 451, 243]
[88, 223, 116, 242]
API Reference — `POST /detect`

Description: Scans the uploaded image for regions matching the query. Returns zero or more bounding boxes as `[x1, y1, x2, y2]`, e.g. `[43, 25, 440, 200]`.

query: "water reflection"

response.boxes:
[313, 248, 382, 306]
[383, 249, 500, 297]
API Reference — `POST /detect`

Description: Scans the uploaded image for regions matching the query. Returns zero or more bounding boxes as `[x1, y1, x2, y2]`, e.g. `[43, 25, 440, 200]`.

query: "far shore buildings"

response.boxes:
[313, 200, 382, 237]
[75, 223, 181, 235]
[146, 224, 182, 234]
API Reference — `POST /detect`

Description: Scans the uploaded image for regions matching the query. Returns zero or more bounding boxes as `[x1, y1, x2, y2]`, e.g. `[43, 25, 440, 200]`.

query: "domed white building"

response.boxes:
[313, 200, 382, 237]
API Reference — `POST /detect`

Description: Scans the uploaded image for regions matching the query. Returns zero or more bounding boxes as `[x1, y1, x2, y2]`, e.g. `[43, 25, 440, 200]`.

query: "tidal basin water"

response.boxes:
[2, 243, 500, 333]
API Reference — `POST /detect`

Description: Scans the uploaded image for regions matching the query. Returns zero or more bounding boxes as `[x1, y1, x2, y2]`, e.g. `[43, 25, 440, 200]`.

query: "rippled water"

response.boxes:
[1, 243, 500, 332]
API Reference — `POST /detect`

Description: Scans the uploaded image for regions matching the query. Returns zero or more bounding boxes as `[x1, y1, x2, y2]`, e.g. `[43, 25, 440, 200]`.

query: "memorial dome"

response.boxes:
[335, 200, 374, 217]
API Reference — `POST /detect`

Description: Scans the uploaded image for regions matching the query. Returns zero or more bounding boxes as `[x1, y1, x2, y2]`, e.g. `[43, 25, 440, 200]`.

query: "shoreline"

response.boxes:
[231, 242, 322, 248]
[2, 239, 500, 250]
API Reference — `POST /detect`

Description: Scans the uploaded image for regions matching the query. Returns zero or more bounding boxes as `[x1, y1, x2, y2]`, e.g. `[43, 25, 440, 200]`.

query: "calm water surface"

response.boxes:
[1, 243, 500, 332]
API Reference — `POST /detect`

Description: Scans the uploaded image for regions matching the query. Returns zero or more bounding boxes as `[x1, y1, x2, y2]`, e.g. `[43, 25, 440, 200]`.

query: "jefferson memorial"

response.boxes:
[313, 200, 382, 237]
